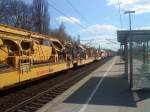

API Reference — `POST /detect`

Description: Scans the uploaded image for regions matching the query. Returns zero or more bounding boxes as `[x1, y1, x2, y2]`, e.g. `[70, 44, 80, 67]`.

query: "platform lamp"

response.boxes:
[124, 10, 135, 89]
[124, 11, 135, 30]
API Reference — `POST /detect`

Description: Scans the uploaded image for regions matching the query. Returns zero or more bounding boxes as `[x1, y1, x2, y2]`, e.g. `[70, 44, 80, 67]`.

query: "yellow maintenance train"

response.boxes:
[0, 24, 110, 90]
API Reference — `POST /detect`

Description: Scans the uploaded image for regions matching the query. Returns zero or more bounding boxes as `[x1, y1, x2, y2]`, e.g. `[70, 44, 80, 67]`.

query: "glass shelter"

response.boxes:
[117, 30, 150, 90]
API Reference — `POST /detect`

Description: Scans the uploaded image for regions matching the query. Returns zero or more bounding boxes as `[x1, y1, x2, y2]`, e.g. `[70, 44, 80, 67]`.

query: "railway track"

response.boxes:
[2, 58, 110, 112]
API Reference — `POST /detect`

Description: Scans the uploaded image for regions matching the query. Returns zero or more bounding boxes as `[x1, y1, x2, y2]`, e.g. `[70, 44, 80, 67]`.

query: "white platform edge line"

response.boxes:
[36, 57, 117, 112]
[78, 57, 117, 112]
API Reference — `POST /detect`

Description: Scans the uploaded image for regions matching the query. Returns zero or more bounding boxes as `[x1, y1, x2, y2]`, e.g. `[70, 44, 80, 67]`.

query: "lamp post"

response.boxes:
[124, 11, 135, 30]
[124, 10, 135, 89]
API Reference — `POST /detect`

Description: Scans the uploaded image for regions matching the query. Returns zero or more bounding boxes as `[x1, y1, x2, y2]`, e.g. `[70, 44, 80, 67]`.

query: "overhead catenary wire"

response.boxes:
[48, 1, 98, 43]
[64, 0, 102, 42]
[65, 0, 91, 26]
[48, 1, 118, 48]
[118, 0, 123, 29]
[48, 2, 86, 29]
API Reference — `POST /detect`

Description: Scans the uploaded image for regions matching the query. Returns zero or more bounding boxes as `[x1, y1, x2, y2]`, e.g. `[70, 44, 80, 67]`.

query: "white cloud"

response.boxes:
[135, 26, 150, 30]
[81, 24, 118, 34]
[107, 0, 140, 6]
[81, 35, 119, 51]
[56, 16, 81, 24]
[79, 24, 119, 50]
[106, 0, 150, 14]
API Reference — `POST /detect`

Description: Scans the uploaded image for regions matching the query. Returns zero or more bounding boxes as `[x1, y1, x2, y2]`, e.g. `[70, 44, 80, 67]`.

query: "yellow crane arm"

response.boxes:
[0, 24, 56, 41]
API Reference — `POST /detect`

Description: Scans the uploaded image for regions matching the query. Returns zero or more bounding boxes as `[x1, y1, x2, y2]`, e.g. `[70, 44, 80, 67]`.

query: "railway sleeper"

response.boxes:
[27, 103, 42, 108]
[41, 96, 53, 100]
[16, 107, 32, 112]
[55, 87, 67, 91]
[31, 102, 45, 106]
[24, 105, 38, 110]
[34, 100, 48, 104]
[58, 86, 69, 90]
[44, 94, 55, 99]
[49, 90, 60, 94]
[17, 109, 28, 112]
[49, 93, 59, 97]
[55, 87, 68, 91]
[36, 99, 49, 103]
[50, 90, 62, 95]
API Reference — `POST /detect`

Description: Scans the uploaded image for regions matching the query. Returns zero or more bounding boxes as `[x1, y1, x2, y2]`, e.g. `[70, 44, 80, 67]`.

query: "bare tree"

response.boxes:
[0, 0, 73, 42]
[50, 23, 72, 43]
[32, 0, 50, 34]
[0, 0, 33, 30]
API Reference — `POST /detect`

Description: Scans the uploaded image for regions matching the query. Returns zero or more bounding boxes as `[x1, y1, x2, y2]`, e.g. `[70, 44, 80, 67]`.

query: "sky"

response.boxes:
[25, 0, 150, 51]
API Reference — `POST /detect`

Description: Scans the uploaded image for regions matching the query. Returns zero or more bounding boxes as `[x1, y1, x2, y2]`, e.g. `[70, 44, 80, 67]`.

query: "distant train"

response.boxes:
[0, 24, 112, 90]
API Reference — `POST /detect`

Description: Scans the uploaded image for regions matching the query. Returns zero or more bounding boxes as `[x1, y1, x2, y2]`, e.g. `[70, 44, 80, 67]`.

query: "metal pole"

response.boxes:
[118, 0, 123, 29]
[124, 11, 135, 89]
[129, 13, 132, 30]
[129, 12, 133, 88]
[125, 42, 128, 76]
[143, 43, 146, 65]
[147, 42, 149, 66]
[129, 28, 133, 89]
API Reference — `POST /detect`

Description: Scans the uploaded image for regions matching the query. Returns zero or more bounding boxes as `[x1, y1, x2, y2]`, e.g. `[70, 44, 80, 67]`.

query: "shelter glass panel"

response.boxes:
[132, 40, 150, 89]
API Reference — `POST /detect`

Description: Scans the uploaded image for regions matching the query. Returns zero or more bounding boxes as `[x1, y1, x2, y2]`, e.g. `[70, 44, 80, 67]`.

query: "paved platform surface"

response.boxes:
[37, 56, 150, 112]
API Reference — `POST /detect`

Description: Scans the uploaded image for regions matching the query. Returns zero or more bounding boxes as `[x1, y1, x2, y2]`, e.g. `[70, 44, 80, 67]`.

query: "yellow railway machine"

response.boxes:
[0, 24, 95, 90]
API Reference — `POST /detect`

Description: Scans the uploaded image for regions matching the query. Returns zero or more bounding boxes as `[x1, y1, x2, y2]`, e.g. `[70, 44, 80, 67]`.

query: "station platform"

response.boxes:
[37, 56, 150, 112]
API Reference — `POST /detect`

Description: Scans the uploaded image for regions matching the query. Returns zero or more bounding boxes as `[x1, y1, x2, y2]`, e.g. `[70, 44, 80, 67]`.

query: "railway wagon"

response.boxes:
[0, 24, 96, 90]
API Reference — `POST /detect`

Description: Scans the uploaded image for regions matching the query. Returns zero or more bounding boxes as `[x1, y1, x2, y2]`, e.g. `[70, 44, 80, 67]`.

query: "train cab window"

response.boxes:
[21, 41, 31, 50]
[43, 40, 51, 46]
[3, 39, 19, 52]
[52, 41, 62, 49]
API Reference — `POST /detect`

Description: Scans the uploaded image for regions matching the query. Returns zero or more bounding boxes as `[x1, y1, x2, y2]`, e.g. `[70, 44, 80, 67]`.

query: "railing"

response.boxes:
[19, 50, 31, 74]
